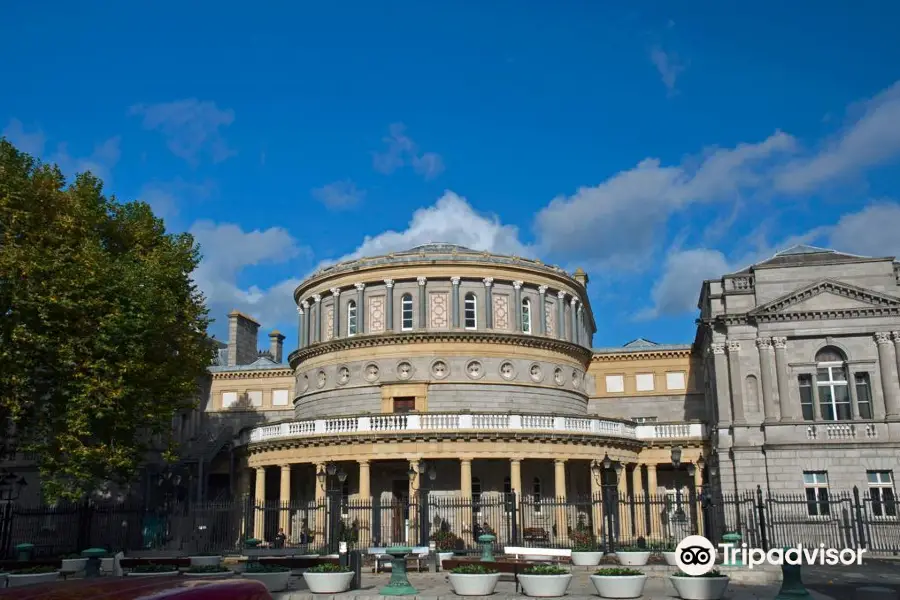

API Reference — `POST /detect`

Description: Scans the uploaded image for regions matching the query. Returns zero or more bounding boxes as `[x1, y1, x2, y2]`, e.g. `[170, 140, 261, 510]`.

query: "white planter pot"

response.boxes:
[243, 570, 291, 592]
[662, 552, 679, 566]
[126, 571, 179, 577]
[517, 574, 573, 597]
[670, 576, 730, 600]
[615, 551, 650, 566]
[571, 551, 603, 566]
[101, 557, 115, 572]
[8, 571, 61, 587]
[448, 572, 502, 596]
[302, 571, 354, 593]
[61, 558, 88, 571]
[438, 552, 454, 565]
[189, 556, 223, 568]
[184, 570, 234, 578]
[590, 574, 648, 599]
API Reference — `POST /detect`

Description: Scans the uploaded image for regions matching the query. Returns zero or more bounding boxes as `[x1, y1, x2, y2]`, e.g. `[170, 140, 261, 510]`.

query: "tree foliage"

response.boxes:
[0, 139, 215, 501]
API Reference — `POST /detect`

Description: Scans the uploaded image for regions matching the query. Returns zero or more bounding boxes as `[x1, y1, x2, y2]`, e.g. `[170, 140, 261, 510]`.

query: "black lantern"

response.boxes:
[671, 446, 682, 469]
[602, 453, 612, 471]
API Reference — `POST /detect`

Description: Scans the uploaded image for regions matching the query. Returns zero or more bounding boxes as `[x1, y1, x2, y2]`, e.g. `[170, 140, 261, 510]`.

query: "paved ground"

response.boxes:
[800, 558, 900, 599]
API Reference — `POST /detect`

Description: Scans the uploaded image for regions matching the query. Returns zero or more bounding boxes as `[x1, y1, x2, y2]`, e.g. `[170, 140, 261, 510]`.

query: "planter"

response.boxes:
[61, 558, 89, 572]
[571, 551, 603, 566]
[8, 571, 61, 587]
[662, 552, 679, 566]
[517, 574, 573, 597]
[126, 571, 179, 577]
[448, 572, 502, 596]
[438, 551, 454, 565]
[189, 556, 223, 568]
[670, 575, 730, 600]
[302, 571, 354, 593]
[101, 557, 115, 572]
[242, 570, 291, 592]
[184, 570, 235, 578]
[590, 574, 648, 599]
[615, 551, 650, 566]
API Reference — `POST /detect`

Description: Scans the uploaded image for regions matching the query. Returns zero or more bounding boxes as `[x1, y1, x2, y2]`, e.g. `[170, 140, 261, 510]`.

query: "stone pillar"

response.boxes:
[693, 464, 704, 535]
[513, 281, 523, 332]
[314, 462, 327, 542]
[538, 286, 548, 335]
[577, 305, 585, 346]
[556, 291, 566, 340]
[727, 341, 746, 423]
[451, 277, 461, 328]
[460, 459, 473, 545]
[772, 337, 796, 421]
[483, 278, 494, 329]
[631, 465, 645, 536]
[408, 459, 420, 544]
[570, 298, 578, 344]
[279, 465, 291, 533]
[384, 280, 394, 331]
[710, 344, 732, 424]
[330, 288, 341, 339]
[510, 459, 522, 496]
[892, 332, 900, 412]
[554, 459, 568, 545]
[417, 277, 427, 329]
[590, 467, 603, 538]
[296, 306, 304, 349]
[301, 301, 310, 347]
[312, 294, 322, 343]
[646, 464, 659, 540]
[617, 465, 631, 540]
[876, 333, 900, 417]
[358, 460, 371, 536]
[355, 283, 366, 333]
[756, 337, 779, 422]
[254, 467, 266, 540]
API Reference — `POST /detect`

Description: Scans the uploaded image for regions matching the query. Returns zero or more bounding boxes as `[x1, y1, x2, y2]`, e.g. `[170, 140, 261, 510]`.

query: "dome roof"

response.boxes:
[403, 243, 474, 254]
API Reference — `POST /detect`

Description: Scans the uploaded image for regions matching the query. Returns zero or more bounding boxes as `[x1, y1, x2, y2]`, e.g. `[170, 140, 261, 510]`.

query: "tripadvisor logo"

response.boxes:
[675, 535, 867, 574]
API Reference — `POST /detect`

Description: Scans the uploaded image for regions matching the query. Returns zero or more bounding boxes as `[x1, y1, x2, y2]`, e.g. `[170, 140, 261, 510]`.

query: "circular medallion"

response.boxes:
[316, 370, 327, 389]
[465, 360, 484, 380]
[431, 359, 449, 380]
[337, 366, 351, 386]
[529, 363, 544, 383]
[397, 361, 414, 380]
[298, 373, 309, 393]
[499, 361, 516, 381]
[572, 369, 582, 389]
[553, 367, 565, 386]
[364, 363, 380, 382]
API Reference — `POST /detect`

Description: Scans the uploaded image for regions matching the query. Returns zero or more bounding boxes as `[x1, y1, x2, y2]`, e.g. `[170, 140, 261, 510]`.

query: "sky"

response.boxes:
[3, 2, 900, 351]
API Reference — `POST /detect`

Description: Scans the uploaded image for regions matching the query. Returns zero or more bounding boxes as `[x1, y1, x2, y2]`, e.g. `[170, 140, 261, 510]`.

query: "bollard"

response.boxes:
[339, 541, 348, 569]
[81, 548, 107, 579]
[478, 534, 496, 562]
[15, 543, 34, 562]
[349, 549, 362, 590]
[721, 533, 742, 566]
[774, 555, 811, 600]
[380, 546, 417, 596]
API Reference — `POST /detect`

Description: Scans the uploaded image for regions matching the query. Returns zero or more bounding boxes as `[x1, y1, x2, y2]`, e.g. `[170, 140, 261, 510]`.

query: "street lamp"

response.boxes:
[317, 462, 346, 492]
[0, 470, 26, 502]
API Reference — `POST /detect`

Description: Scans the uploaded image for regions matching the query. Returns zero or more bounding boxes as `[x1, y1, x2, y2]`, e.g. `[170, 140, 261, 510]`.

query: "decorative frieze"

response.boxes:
[368, 295, 385, 332]
[493, 294, 510, 330]
[430, 292, 449, 329]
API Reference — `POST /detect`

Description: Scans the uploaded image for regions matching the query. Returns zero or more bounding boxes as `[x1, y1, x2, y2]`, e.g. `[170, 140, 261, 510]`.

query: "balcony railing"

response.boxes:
[244, 414, 706, 444]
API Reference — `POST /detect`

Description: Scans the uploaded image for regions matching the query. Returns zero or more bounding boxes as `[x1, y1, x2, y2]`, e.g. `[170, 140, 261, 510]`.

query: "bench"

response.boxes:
[503, 547, 571, 563]
[368, 547, 430, 573]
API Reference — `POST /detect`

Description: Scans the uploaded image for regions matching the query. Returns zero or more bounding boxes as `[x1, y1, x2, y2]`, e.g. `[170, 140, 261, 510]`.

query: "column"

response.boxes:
[646, 464, 659, 539]
[756, 337, 778, 422]
[617, 464, 632, 541]
[279, 465, 291, 533]
[408, 459, 420, 544]
[577, 305, 585, 346]
[358, 460, 371, 536]
[711, 344, 732, 424]
[554, 459, 568, 545]
[460, 459, 473, 545]
[570, 298, 578, 344]
[417, 277, 427, 329]
[384, 280, 394, 331]
[876, 333, 900, 417]
[693, 464, 704, 536]
[254, 467, 266, 540]
[892, 332, 900, 412]
[296, 306, 304, 349]
[314, 462, 327, 542]
[483, 278, 494, 329]
[513, 281, 523, 332]
[330, 288, 341, 339]
[556, 291, 566, 340]
[451, 277, 461, 328]
[312, 294, 322, 343]
[510, 459, 522, 496]
[631, 465, 645, 537]
[727, 341, 746, 423]
[538, 286, 548, 335]
[772, 337, 796, 421]
[355, 283, 366, 333]
[302, 301, 311, 347]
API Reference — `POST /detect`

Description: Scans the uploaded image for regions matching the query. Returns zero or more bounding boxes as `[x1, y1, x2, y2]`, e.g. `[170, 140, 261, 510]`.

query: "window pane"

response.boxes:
[819, 387, 835, 421]
[885, 488, 897, 517]
[856, 374, 873, 419]
[803, 472, 815, 485]
[805, 488, 818, 515]
[819, 488, 830, 516]
[817, 368, 831, 381]
[799, 375, 814, 421]
[868, 472, 879, 484]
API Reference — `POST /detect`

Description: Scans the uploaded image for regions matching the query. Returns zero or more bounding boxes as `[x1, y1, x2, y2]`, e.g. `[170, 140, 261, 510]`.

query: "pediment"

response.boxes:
[750, 279, 900, 317]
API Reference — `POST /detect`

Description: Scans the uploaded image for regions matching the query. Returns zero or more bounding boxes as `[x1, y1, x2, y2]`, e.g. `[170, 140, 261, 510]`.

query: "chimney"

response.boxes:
[269, 330, 285, 363]
[573, 267, 589, 289]
[227, 310, 261, 366]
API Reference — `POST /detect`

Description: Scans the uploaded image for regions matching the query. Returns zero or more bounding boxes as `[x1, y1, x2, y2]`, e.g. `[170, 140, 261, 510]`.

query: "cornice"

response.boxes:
[288, 331, 593, 368]
[715, 306, 900, 326]
[591, 349, 694, 362]
[211, 368, 293, 380]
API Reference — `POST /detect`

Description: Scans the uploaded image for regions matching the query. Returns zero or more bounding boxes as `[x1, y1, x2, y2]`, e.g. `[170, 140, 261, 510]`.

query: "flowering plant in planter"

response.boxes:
[522, 565, 569, 576]
[591, 568, 648, 598]
[302, 562, 354, 593]
[306, 563, 351, 573]
[449, 564, 502, 596]
[132, 564, 180, 573]
[670, 569, 730, 600]
[518, 565, 572, 597]
[430, 529, 462, 551]
[243, 562, 292, 592]
[614, 545, 651, 566]
[11, 566, 58, 575]
[245, 563, 290, 573]
[450, 564, 499, 574]
[7, 566, 60, 588]
[185, 565, 233, 578]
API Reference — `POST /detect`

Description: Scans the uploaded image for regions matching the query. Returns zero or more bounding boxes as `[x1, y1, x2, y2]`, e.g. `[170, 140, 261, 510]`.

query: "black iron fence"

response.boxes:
[1, 486, 898, 558]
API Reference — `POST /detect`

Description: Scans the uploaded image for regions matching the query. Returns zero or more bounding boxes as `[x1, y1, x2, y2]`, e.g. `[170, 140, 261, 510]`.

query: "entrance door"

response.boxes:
[392, 480, 408, 544]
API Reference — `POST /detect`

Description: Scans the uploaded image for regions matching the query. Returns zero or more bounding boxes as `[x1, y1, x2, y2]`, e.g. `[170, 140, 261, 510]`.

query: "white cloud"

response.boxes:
[312, 180, 366, 210]
[2, 119, 46, 156]
[190, 221, 309, 328]
[827, 202, 900, 258]
[129, 99, 235, 164]
[776, 80, 900, 192]
[138, 179, 215, 226]
[50, 136, 122, 183]
[636, 249, 731, 320]
[533, 131, 797, 270]
[649, 47, 687, 95]
[373, 123, 445, 179]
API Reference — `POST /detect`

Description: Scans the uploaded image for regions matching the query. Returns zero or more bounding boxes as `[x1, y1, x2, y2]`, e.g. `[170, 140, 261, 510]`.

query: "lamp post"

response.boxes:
[592, 453, 624, 552]
[408, 461, 437, 547]
[317, 462, 347, 553]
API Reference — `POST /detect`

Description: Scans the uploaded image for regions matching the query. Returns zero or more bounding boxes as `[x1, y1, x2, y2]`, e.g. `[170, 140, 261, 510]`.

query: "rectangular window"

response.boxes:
[634, 416, 658, 423]
[401, 295, 414, 330]
[464, 294, 477, 329]
[818, 364, 850, 421]
[393, 397, 416, 413]
[605, 375, 625, 393]
[666, 372, 686, 390]
[522, 300, 532, 334]
[221, 391, 237, 409]
[856, 373, 873, 419]
[799, 375, 815, 421]
[636, 373, 655, 392]
[248, 390, 263, 407]
[868, 471, 896, 518]
[272, 389, 290, 406]
[803, 471, 830, 517]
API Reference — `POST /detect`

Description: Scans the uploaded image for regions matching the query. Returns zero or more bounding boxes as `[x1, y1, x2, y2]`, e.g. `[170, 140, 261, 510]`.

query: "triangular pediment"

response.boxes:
[750, 279, 900, 317]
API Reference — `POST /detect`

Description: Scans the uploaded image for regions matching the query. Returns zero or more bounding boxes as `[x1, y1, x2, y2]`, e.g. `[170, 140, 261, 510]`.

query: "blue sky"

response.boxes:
[3, 2, 900, 350]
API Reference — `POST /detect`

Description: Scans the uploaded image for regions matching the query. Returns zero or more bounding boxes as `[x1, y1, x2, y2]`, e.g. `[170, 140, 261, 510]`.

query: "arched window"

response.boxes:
[347, 300, 358, 336]
[532, 477, 542, 513]
[401, 293, 414, 330]
[522, 298, 532, 334]
[464, 293, 477, 329]
[816, 346, 850, 421]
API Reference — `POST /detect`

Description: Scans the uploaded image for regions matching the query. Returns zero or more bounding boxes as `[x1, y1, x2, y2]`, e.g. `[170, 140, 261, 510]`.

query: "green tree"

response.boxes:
[0, 139, 215, 501]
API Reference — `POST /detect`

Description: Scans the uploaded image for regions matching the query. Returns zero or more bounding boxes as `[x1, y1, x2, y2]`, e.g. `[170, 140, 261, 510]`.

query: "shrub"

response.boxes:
[307, 563, 351, 573]
[522, 565, 568, 576]
[11, 566, 58, 575]
[430, 529, 461, 551]
[594, 568, 644, 576]
[245, 563, 290, 573]
[186, 565, 230, 574]
[450, 564, 499, 575]
[569, 529, 597, 552]
[674, 569, 725, 578]
[133, 564, 179, 573]
[616, 545, 647, 553]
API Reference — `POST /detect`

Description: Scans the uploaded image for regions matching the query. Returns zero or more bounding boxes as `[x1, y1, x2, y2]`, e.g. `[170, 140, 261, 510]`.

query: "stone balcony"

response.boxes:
[240, 413, 707, 445]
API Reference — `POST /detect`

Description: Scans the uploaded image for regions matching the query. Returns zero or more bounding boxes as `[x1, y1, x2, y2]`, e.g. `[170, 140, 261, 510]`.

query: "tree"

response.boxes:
[0, 139, 215, 502]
